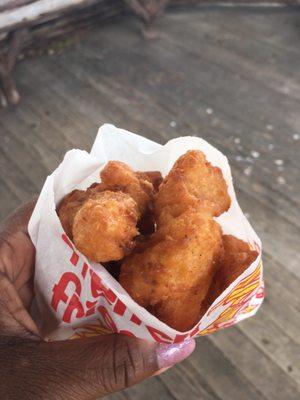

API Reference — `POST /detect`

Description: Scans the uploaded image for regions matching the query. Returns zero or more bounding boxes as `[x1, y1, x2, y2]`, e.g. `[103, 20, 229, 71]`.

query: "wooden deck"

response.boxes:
[0, 5, 300, 400]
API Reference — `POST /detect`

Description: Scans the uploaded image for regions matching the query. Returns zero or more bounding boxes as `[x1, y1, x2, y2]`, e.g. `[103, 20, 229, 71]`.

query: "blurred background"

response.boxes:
[0, 1, 299, 399]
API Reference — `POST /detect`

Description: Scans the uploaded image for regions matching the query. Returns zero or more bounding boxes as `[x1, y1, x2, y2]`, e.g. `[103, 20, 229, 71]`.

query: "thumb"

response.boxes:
[25, 334, 195, 399]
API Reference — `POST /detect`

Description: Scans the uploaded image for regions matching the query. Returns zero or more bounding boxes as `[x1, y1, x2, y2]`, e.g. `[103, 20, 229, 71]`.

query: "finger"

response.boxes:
[0, 201, 38, 341]
[0, 273, 39, 338]
[0, 199, 36, 294]
[32, 334, 196, 399]
[18, 279, 34, 310]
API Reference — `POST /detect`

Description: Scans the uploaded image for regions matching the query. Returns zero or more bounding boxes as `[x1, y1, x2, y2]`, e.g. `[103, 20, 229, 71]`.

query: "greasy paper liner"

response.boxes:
[28, 124, 264, 343]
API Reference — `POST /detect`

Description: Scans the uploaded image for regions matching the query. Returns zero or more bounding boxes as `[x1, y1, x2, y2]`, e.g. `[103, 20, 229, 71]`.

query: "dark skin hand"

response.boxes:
[0, 201, 195, 400]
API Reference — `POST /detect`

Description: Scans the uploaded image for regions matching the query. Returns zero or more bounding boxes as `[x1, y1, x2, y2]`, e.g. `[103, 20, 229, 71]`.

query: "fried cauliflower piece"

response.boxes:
[120, 150, 230, 331]
[100, 161, 159, 215]
[201, 235, 259, 315]
[57, 183, 103, 239]
[57, 162, 162, 261]
[100, 162, 162, 235]
[155, 150, 231, 225]
[72, 191, 139, 262]
[120, 210, 222, 331]
[57, 189, 87, 239]
[220, 235, 259, 285]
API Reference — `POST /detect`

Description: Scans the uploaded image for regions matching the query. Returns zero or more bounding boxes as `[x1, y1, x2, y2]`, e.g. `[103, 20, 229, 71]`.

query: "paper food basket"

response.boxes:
[28, 124, 264, 343]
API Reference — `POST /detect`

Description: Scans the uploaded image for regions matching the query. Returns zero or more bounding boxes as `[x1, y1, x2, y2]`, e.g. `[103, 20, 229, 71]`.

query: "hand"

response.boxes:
[0, 201, 195, 400]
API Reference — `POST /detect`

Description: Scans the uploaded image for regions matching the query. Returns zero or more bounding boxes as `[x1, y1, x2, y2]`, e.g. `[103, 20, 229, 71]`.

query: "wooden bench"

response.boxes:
[0, 0, 170, 107]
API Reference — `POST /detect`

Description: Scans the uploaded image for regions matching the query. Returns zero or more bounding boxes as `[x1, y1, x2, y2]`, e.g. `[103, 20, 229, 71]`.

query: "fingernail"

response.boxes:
[157, 339, 196, 368]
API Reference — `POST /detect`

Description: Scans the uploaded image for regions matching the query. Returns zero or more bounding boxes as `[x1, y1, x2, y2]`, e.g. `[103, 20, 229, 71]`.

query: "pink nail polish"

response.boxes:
[157, 339, 196, 368]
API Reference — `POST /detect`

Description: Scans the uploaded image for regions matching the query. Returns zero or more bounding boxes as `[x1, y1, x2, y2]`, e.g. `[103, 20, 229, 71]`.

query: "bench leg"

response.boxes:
[0, 28, 27, 107]
[124, 0, 169, 39]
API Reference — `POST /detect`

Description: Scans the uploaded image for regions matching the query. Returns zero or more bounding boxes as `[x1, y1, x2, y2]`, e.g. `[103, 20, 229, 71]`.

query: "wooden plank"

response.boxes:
[256, 274, 300, 345]
[155, 360, 220, 400]
[97, 13, 300, 167]
[0, 119, 50, 187]
[187, 337, 267, 400]
[0, 147, 37, 201]
[108, 363, 220, 400]
[209, 327, 300, 399]
[19, 58, 105, 149]
[177, 15, 299, 106]
[114, 336, 267, 400]
[116, 374, 205, 400]
[206, 7, 300, 55]
[236, 187, 300, 280]
[20, 53, 166, 146]
[159, 12, 300, 134]
[14, 104, 75, 163]
[235, 255, 300, 348]
[0, 148, 37, 203]
[237, 307, 300, 384]
[147, 28, 300, 172]
[264, 254, 300, 312]
[0, 178, 21, 221]
[77, 19, 300, 190]
[0, 69, 86, 172]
